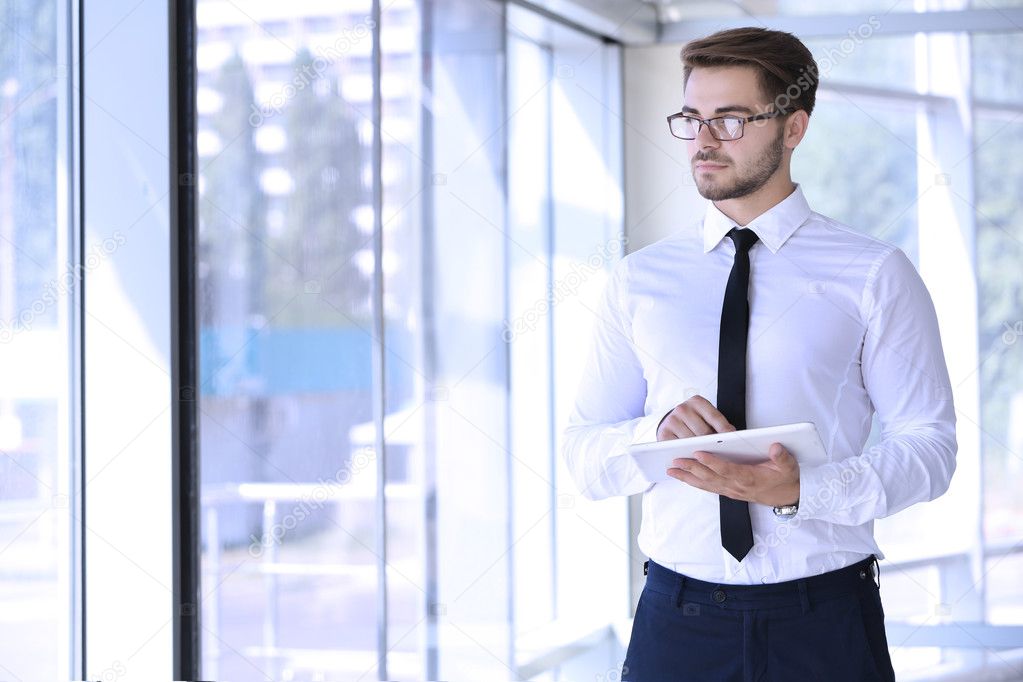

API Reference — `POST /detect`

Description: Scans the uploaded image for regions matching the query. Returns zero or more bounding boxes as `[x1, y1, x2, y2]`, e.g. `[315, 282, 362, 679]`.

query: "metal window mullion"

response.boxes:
[660, 9, 1023, 42]
[964, 29, 988, 632]
[502, 2, 519, 674]
[169, 0, 201, 677]
[542, 40, 557, 627]
[419, 0, 439, 679]
[370, 0, 389, 679]
[58, 0, 86, 676]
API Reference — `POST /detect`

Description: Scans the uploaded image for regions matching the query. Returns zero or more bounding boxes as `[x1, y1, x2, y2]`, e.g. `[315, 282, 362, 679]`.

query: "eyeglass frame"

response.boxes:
[666, 108, 789, 141]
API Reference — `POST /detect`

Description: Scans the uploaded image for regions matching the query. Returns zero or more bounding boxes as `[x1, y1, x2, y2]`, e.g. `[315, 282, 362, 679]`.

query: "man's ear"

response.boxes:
[784, 110, 810, 150]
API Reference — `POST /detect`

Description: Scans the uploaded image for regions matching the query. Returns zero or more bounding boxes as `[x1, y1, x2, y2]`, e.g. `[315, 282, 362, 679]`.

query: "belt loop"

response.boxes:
[797, 580, 810, 614]
[673, 575, 687, 609]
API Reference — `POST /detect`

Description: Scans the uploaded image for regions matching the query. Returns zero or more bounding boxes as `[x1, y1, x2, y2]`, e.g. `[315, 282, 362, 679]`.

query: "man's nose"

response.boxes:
[695, 121, 720, 150]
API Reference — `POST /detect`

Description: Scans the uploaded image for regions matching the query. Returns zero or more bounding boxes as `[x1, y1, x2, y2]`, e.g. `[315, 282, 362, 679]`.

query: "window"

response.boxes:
[196, 2, 387, 679]
[196, 1, 630, 679]
[506, 7, 630, 676]
[973, 31, 1023, 641]
[0, 0, 78, 679]
[4, 1, 1013, 679]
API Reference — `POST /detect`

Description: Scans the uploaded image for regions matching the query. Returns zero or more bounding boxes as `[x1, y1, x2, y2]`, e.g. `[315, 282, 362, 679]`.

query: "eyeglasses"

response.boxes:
[666, 109, 787, 141]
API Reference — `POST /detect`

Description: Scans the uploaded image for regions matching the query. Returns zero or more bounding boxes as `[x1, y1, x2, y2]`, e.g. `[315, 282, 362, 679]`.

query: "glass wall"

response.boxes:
[196, 1, 627, 679]
[428, 4, 510, 679]
[0, 0, 77, 679]
[195, 1, 389, 679]
[796, 37, 920, 261]
[1, 1, 1018, 680]
[506, 6, 630, 679]
[973, 31, 1023, 633]
[192, 5, 1022, 680]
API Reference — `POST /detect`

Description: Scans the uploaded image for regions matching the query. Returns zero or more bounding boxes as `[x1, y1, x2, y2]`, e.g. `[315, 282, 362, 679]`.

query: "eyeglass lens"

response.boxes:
[671, 116, 743, 140]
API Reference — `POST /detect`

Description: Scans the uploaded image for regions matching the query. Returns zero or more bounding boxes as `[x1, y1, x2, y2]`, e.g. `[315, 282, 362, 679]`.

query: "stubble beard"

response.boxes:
[693, 128, 785, 201]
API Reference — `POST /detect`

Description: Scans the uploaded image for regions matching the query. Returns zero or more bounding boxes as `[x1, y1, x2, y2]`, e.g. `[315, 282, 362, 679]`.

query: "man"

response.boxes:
[561, 27, 957, 681]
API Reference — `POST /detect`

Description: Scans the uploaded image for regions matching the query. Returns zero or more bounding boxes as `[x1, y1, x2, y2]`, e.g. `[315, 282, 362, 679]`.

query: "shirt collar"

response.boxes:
[702, 183, 812, 255]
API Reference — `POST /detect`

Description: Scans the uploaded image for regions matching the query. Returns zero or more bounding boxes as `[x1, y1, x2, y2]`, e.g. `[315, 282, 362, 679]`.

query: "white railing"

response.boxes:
[200, 481, 418, 680]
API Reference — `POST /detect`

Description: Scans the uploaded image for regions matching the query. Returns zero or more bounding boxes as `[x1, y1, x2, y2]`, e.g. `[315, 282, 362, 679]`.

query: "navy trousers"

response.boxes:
[622, 556, 896, 681]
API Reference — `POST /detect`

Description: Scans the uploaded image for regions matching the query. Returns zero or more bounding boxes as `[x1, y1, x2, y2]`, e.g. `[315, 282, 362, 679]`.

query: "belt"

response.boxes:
[642, 555, 880, 611]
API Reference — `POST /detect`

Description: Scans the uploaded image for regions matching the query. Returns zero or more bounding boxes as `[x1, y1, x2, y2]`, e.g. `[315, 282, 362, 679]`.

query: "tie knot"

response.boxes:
[728, 227, 760, 254]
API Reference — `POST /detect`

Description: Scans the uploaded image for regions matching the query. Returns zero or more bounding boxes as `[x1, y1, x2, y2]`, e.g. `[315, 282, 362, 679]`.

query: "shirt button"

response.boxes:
[761, 577, 770, 584]
[712, 589, 726, 603]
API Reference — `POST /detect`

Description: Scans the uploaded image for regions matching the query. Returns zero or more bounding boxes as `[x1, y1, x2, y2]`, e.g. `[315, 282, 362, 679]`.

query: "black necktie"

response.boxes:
[717, 227, 759, 562]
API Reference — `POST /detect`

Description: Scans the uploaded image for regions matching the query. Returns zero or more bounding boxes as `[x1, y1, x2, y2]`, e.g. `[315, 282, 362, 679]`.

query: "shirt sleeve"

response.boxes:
[796, 247, 958, 525]
[560, 256, 665, 501]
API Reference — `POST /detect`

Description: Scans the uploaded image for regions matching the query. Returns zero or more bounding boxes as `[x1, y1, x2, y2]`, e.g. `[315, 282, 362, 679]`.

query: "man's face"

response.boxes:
[682, 65, 787, 201]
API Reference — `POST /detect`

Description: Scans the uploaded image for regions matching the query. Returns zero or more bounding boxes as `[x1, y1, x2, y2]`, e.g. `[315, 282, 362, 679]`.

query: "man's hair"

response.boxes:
[680, 27, 820, 117]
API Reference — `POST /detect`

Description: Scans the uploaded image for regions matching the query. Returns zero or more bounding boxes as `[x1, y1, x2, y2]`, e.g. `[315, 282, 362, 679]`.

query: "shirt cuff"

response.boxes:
[790, 462, 839, 522]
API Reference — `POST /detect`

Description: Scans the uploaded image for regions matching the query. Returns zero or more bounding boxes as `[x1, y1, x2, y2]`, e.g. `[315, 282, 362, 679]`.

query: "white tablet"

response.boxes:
[628, 421, 828, 484]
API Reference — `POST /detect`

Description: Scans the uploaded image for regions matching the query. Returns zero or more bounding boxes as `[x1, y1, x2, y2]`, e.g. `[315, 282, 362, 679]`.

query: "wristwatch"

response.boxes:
[772, 500, 799, 518]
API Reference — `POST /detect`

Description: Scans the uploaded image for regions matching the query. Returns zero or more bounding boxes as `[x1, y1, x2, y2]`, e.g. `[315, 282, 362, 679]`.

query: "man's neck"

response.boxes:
[713, 175, 797, 227]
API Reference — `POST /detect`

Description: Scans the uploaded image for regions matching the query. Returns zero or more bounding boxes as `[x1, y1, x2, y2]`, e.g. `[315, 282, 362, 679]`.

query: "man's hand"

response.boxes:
[666, 442, 800, 507]
[656, 395, 800, 506]
[656, 395, 737, 440]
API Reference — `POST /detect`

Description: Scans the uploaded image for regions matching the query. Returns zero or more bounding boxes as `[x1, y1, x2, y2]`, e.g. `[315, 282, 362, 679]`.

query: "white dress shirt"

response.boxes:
[561, 183, 957, 584]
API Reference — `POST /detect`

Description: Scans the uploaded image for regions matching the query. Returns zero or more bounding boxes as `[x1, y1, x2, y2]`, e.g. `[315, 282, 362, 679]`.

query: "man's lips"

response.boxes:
[695, 161, 728, 171]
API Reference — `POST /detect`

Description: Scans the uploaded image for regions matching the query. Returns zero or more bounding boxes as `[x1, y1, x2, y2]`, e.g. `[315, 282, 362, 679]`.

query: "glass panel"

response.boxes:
[803, 36, 917, 90]
[505, 5, 630, 675]
[507, 30, 556, 641]
[381, 1, 427, 679]
[775, 0, 918, 13]
[986, 554, 1023, 624]
[974, 113, 1023, 545]
[549, 27, 630, 637]
[0, 0, 74, 679]
[972, 32, 1023, 103]
[429, 1, 512, 678]
[792, 98, 920, 261]
[883, 566, 944, 674]
[196, 3, 379, 680]
[665, 0, 916, 18]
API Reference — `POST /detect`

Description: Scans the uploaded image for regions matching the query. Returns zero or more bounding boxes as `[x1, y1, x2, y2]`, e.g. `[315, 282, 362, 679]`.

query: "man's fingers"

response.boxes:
[669, 457, 721, 482]
[667, 467, 713, 492]
[659, 394, 737, 440]
[681, 418, 716, 437]
[667, 463, 730, 497]
[689, 395, 735, 434]
[692, 452, 743, 479]
[698, 407, 736, 434]
[765, 443, 796, 470]
[659, 413, 694, 439]
[660, 408, 710, 438]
